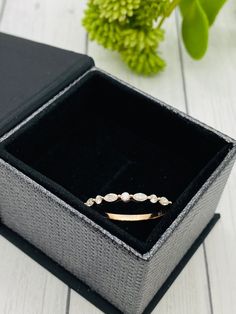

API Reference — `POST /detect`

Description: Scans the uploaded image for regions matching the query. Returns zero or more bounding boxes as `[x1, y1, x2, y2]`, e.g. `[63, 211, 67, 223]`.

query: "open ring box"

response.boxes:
[0, 33, 236, 314]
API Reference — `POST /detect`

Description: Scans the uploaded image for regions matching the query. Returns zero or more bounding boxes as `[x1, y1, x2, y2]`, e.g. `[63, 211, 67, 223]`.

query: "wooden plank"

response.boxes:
[154, 246, 211, 314]
[0, 0, 5, 19]
[0, 0, 87, 53]
[179, 1, 236, 313]
[0, 236, 68, 314]
[69, 290, 102, 314]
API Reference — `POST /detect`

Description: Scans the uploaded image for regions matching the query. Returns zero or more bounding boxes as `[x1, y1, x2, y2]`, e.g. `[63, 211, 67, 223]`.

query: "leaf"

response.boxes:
[199, 0, 227, 25]
[179, 0, 194, 16]
[181, 0, 209, 59]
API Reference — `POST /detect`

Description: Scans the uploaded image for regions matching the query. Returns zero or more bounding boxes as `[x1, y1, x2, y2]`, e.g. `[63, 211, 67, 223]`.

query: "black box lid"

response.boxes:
[0, 32, 94, 136]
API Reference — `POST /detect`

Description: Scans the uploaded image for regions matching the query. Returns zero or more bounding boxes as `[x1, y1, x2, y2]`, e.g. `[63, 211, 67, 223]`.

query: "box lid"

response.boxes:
[0, 32, 94, 136]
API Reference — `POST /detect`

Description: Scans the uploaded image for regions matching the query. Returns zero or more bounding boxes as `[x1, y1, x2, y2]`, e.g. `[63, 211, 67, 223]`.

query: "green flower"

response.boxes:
[122, 27, 164, 51]
[83, 2, 123, 50]
[94, 0, 141, 22]
[83, 0, 172, 75]
[121, 47, 166, 75]
[131, 0, 170, 27]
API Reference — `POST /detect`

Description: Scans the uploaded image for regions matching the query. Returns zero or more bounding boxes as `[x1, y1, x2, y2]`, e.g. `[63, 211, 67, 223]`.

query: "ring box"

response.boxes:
[0, 33, 235, 314]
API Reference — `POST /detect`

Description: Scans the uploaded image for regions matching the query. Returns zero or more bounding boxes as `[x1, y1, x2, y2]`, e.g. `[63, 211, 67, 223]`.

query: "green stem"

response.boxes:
[157, 0, 181, 29]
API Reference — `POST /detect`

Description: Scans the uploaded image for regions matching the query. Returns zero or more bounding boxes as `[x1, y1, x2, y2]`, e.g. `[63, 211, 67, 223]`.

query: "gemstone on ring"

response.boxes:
[104, 193, 118, 202]
[159, 197, 171, 206]
[133, 193, 148, 202]
[120, 192, 130, 202]
[95, 195, 103, 204]
[149, 194, 159, 203]
[86, 198, 94, 207]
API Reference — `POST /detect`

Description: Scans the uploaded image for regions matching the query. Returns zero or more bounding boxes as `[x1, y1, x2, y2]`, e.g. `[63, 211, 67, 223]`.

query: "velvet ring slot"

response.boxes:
[0, 70, 233, 253]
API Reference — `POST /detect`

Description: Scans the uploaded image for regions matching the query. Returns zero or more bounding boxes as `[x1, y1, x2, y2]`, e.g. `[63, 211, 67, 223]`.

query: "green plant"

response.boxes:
[83, 0, 227, 75]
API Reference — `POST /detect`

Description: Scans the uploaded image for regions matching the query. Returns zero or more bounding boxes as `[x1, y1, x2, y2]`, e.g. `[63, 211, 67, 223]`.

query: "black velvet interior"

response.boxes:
[1, 70, 231, 253]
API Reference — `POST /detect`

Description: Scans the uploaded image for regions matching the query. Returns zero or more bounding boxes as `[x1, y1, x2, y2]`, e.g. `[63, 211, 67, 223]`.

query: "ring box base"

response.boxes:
[0, 214, 220, 314]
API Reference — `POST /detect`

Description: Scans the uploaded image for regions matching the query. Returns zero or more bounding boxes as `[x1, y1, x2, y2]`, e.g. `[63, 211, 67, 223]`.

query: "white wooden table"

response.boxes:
[0, 1, 235, 313]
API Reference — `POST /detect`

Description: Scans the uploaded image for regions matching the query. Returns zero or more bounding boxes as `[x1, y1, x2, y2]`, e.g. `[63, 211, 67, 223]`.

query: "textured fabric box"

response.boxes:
[0, 33, 236, 314]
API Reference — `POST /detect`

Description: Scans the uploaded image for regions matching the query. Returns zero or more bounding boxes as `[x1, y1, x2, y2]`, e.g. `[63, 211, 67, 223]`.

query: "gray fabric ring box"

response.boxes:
[0, 33, 236, 314]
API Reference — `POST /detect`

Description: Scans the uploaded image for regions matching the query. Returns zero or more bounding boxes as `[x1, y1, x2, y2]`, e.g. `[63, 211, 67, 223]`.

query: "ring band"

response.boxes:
[106, 212, 166, 221]
[85, 192, 172, 221]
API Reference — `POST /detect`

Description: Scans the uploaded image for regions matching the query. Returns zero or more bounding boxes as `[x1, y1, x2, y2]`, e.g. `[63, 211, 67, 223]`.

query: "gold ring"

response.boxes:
[85, 192, 172, 221]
